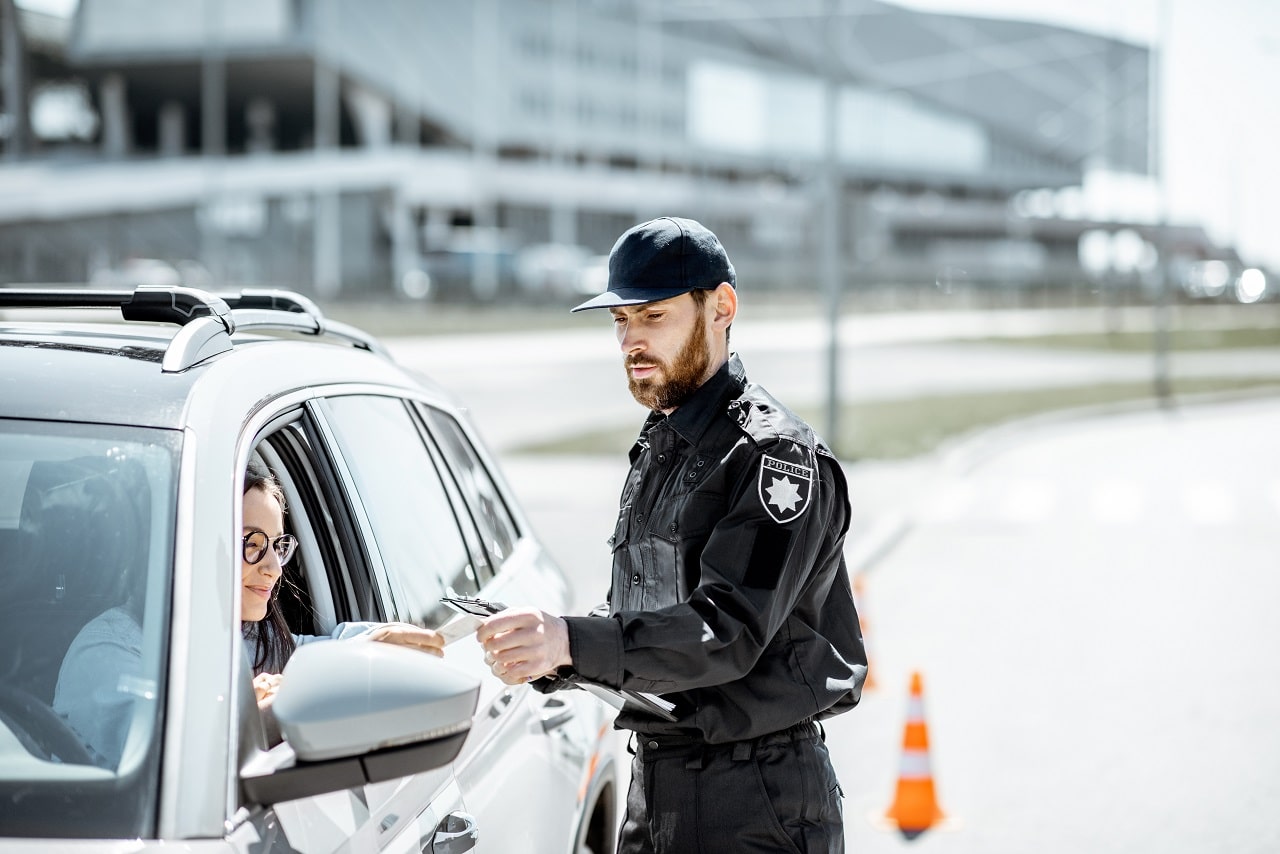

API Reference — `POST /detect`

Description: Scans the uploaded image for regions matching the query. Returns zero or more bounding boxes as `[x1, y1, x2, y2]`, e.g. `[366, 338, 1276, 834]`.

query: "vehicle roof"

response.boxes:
[0, 319, 447, 429]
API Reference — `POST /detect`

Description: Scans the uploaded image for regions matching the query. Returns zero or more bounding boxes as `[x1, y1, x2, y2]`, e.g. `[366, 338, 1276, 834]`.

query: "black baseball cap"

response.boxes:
[570, 216, 736, 312]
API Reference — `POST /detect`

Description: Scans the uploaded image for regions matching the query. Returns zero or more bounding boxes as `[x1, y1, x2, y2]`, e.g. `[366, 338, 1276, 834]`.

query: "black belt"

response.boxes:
[634, 721, 820, 766]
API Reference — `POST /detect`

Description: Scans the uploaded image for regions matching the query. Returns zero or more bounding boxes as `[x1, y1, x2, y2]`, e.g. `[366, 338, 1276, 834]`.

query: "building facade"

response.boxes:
[1, 0, 1218, 303]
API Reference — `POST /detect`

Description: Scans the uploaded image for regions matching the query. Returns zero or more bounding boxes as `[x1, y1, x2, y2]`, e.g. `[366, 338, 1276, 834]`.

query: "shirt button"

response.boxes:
[657, 453, 667, 463]
[668, 522, 677, 533]
[647, 740, 659, 750]
[631, 574, 641, 585]
[635, 512, 645, 524]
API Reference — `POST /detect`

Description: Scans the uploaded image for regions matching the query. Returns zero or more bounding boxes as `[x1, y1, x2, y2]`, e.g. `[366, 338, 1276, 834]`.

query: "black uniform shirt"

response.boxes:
[562, 354, 867, 742]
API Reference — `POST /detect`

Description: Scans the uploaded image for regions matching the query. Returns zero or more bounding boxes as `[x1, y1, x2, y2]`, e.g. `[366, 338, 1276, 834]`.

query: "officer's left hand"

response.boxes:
[476, 608, 571, 685]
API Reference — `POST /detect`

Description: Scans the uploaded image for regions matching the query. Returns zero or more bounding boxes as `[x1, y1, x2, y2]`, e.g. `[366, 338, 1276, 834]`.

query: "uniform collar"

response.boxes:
[664, 353, 747, 446]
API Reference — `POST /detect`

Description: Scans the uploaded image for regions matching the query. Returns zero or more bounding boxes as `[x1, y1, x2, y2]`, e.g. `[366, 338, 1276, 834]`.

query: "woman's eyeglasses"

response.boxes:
[242, 531, 298, 566]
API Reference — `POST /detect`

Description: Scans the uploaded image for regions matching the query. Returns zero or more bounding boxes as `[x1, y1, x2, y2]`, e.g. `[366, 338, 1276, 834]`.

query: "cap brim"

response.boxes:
[570, 286, 695, 313]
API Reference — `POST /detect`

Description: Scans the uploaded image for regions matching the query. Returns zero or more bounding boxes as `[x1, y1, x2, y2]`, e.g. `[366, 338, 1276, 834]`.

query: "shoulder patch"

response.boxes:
[757, 454, 815, 524]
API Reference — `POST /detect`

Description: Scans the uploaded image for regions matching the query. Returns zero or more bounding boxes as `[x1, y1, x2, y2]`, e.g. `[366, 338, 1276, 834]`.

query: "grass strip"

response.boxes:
[971, 326, 1280, 351]
[512, 377, 1280, 460]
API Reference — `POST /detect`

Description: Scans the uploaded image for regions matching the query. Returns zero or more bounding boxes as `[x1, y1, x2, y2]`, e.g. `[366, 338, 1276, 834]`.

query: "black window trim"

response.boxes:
[302, 398, 399, 621]
[404, 400, 498, 586]
[411, 401, 522, 580]
[260, 423, 379, 626]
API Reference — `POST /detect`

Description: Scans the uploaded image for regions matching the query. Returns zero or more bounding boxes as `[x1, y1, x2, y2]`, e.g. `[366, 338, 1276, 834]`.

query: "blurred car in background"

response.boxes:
[88, 258, 215, 290]
[422, 227, 519, 303]
[1173, 259, 1273, 304]
[423, 247, 518, 303]
[514, 243, 593, 301]
[574, 254, 611, 302]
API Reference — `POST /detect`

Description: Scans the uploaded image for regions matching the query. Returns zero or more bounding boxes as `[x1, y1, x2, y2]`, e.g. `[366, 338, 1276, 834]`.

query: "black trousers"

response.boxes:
[617, 722, 845, 854]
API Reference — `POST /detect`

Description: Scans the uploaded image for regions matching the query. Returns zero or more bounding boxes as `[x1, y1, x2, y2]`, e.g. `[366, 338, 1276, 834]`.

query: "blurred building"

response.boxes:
[0, 0, 1238, 301]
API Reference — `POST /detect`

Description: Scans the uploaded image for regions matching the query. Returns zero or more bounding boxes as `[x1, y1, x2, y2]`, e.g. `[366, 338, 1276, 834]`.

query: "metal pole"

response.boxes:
[312, 0, 342, 299]
[1151, 0, 1172, 404]
[822, 0, 843, 452]
[471, 0, 499, 302]
[1, 0, 29, 161]
[551, 0, 579, 247]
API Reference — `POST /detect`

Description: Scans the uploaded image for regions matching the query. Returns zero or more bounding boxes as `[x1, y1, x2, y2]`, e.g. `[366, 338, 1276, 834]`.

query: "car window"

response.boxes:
[256, 423, 383, 627]
[322, 396, 481, 627]
[418, 405, 520, 570]
[0, 419, 178, 839]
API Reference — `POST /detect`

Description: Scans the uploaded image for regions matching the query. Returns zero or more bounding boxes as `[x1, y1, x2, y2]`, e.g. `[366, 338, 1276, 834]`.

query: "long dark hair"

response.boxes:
[242, 460, 297, 675]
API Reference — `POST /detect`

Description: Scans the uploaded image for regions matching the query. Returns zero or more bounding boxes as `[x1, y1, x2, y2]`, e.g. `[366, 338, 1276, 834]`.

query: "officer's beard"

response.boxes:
[625, 319, 711, 412]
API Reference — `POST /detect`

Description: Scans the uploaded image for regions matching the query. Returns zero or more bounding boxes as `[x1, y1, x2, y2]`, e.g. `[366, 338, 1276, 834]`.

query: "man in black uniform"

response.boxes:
[478, 216, 866, 854]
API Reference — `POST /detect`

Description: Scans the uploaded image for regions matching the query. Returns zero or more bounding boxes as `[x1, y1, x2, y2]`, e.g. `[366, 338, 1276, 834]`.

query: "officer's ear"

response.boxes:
[710, 282, 737, 337]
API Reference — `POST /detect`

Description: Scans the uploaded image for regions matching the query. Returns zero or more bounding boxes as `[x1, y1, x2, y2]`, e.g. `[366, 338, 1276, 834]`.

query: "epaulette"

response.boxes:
[726, 384, 816, 449]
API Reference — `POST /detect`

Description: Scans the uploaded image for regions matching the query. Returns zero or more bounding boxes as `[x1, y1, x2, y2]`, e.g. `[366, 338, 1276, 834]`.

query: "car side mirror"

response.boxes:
[240, 640, 479, 805]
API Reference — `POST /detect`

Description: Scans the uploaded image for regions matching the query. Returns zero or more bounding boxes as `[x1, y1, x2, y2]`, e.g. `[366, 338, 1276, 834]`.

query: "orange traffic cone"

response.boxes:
[851, 574, 877, 691]
[882, 671, 946, 839]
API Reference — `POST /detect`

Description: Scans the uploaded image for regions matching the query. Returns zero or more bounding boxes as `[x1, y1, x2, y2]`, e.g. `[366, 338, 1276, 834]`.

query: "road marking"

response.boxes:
[1089, 479, 1146, 524]
[1180, 481, 1235, 526]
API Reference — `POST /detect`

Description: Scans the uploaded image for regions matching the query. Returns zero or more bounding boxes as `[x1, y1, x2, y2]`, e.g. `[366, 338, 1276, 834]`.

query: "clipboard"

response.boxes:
[438, 596, 678, 721]
[580, 684, 678, 722]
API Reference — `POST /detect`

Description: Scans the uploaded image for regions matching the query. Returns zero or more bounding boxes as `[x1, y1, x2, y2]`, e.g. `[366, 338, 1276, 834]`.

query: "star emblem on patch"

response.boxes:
[765, 476, 802, 513]
[757, 454, 814, 523]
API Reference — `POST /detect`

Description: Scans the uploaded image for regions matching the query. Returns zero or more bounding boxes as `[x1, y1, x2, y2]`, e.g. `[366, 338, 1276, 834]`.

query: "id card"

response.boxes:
[437, 596, 508, 644]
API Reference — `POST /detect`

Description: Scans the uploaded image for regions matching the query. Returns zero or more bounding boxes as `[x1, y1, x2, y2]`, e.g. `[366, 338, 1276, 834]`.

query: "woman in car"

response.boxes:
[241, 460, 445, 707]
[54, 461, 445, 767]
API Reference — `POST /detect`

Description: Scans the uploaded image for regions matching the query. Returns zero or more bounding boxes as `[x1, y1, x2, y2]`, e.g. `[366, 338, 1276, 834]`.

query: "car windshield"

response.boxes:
[0, 419, 178, 838]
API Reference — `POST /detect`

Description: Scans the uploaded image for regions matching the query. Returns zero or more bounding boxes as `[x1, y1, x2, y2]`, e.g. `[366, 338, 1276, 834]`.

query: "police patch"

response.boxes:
[757, 455, 814, 524]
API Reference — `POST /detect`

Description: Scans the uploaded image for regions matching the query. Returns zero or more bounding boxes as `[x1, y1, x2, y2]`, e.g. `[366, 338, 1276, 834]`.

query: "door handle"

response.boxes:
[425, 810, 477, 854]
[540, 698, 575, 733]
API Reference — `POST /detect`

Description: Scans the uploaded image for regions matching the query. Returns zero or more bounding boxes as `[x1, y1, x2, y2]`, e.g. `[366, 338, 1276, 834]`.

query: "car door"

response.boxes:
[233, 410, 468, 854]
[413, 403, 610, 850]
[316, 393, 592, 854]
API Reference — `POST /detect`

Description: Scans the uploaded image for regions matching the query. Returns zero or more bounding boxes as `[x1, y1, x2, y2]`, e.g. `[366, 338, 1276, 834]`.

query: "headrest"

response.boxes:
[19, 457, 151, 607]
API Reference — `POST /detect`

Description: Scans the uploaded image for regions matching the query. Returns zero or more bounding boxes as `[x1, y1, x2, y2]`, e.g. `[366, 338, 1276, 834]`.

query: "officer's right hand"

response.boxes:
[476, 608, 572, 685]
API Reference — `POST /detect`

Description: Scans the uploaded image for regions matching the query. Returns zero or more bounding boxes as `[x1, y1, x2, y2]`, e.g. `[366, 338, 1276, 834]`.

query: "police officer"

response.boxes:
[477, 217, 866, 854]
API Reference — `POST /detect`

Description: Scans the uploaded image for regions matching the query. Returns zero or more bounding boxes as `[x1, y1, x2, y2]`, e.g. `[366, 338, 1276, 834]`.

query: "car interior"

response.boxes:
[0, 454, 154, 765]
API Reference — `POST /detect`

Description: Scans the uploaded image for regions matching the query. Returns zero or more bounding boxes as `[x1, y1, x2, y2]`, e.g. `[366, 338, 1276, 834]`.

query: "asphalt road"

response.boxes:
[820, 395, 1280, 853]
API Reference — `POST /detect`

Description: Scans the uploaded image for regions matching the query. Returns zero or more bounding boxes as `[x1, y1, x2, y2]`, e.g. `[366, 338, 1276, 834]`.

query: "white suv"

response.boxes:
[0, 286, 618, 853]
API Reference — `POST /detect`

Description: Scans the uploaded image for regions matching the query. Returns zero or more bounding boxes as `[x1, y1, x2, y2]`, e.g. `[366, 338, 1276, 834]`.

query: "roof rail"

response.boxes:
[221, 288, 388, 358]
[0, 286, 233, 327]
[0, 284, 389, 371]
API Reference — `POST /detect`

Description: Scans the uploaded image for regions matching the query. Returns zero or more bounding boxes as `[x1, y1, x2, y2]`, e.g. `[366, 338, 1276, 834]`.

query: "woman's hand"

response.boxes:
[253, 672, 282, 709]
[367, 622, 446, 658]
